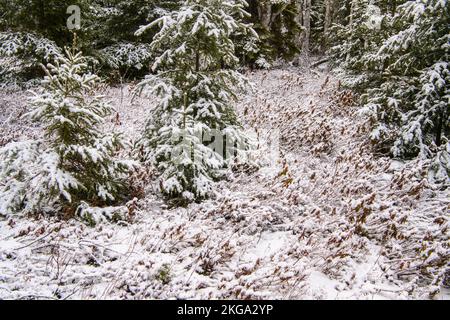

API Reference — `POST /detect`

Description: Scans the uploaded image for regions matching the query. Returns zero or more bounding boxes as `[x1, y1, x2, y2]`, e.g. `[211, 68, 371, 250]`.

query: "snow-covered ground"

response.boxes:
[0, 68, 448, 300]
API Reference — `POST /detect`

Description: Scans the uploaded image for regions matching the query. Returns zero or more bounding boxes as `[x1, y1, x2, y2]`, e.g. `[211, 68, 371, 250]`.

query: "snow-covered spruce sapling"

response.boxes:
[135, 0, 256, 204]
[328, 0, 390, 88]
[0, 32, 63, 86]
[0, 48, 136, 218]
[330, 0, 450, 182]
[364, 0, 450, 182]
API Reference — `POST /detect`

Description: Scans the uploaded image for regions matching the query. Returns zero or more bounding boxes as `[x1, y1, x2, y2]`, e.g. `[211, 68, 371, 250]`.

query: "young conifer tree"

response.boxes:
[365, 0, 449, 182]
[0, 47, 135, 215]
[328, 0, 390, 87]
[135, 0, 256, 203]
[329, 0, 449, 182]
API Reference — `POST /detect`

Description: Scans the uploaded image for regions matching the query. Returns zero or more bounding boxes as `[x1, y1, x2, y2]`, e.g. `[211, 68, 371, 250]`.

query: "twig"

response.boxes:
[15, 229, 57, 250]
[311, 58, 330, 68]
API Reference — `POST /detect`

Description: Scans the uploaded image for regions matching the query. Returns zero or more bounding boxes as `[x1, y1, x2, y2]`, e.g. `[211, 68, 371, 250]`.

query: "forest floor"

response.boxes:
[0, 67, 448, 300]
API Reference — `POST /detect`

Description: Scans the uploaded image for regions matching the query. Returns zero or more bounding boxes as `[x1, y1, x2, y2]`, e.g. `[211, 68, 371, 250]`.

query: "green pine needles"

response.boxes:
[135, 0, 255, 204]
[329, 0, 449, 182]
[0, 48, 136, 216]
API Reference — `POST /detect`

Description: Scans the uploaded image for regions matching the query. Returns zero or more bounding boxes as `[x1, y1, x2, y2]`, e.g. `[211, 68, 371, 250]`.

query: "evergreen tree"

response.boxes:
[0, 31, 62, 85]
[0, 0, 90, 47]
[94, 0, 182, 79]
[0, 1, 92, 83]
[328, 0, 391, 84]
[244, 0, 302, 65]
[273, 0, 303, 59]
[0, 0, 183, 82]
[310, 0, 339, 53]
[310, 0, 326, 53]
[0, 47, 135, 215]
[365, 0, 450, 182]
[329, 0, 449, 182]
[135, 0, 254, 204]
[93, 0, 181, 46]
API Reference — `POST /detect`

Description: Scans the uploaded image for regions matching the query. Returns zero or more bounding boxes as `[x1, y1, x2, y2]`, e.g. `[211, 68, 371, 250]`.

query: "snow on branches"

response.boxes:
[329, 0, 450, 183]
[0, 48, 136, 218]
[0, 32, 63, 87]
[135, 0, 256, 203]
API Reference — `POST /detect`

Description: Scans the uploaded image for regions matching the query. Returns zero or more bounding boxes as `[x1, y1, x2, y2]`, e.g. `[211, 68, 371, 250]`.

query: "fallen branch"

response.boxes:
[311, 58, 330, 68]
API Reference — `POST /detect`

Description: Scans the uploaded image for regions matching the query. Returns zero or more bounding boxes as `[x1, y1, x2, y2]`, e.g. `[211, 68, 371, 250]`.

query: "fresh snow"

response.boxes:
[0, 67, 448, 300]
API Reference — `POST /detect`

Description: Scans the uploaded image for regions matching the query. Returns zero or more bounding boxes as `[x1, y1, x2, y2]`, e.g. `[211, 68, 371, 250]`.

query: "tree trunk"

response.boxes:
[36, 0, 46, 32]
[258, 1, 272, 31]
[349, 0, 355, 27]
[302, 0, 311, 54]
[324, 0, 334, 35]
[196, 51, 200, 72]
[346, 0, 356, 62]
[435, 111, 443, 147]
[294, 0, 303, 48]
[391, 0, 398, 16]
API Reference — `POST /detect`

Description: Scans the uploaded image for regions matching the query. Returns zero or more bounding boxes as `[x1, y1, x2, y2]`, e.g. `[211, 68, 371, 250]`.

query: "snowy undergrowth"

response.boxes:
[0, 68, 448, 300]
